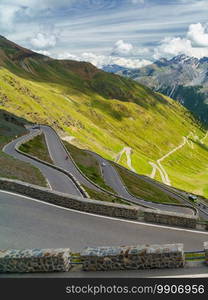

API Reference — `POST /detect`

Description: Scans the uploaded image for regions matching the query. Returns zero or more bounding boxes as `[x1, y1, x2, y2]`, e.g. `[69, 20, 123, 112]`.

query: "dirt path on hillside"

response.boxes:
[149, 133, 195, 186]
[115, 147, 136, 172]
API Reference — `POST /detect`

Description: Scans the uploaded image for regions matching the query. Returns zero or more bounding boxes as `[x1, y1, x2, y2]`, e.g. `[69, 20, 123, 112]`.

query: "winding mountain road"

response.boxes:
[1, 125, 208, 261]
[84, 150, 194, 214]
[3, 134, 82, 197]
[2, 125, 196, 215]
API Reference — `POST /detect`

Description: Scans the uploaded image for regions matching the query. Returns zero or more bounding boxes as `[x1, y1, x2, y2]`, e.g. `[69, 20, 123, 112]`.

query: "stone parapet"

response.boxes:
[0, 248, 71, 273]
[0, 178, 139, 220]
[143, 208, 197, 228]
[0, 178, 198, 227]
[81, 243, 185, 271]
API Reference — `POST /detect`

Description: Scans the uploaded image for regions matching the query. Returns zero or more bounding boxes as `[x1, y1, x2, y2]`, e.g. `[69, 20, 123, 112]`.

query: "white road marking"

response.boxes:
[1, 190, 208, 235]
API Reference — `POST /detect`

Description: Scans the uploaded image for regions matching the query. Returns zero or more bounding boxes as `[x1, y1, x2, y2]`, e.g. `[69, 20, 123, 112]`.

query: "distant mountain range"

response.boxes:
[103, 54, 208, 125]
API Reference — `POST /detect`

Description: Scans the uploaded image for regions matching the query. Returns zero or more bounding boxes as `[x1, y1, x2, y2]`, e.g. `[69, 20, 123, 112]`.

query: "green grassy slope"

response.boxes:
[19, 132, 128, 203]
[19, 134, 53, 164]
[0, 36, 207, 198]
[114, 164, 179, 204]
[20, 132, 179, 204]
[162, 137, 208, 197]
[63, 141, 115, 193]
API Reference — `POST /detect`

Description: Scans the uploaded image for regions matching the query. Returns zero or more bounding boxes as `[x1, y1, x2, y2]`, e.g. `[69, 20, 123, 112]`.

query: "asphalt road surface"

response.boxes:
[40, 126, 195, 215]
[3, 134, 82, 197]
[0, 191, 207, 252]
[2, 125, 197, 215]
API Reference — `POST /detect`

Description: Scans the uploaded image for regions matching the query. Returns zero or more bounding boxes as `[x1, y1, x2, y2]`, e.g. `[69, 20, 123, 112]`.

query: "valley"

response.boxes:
[0, 37, 208, 199]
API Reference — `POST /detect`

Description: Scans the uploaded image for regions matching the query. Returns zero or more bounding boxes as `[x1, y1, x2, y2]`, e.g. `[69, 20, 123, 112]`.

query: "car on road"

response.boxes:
[188, 194, 198, 203]
[101, 162, 106, 167]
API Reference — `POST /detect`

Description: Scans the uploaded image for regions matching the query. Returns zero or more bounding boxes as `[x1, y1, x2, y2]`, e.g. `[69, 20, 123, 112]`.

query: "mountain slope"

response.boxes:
[108, 55, 208, 124]
[0, 36, 208, 197]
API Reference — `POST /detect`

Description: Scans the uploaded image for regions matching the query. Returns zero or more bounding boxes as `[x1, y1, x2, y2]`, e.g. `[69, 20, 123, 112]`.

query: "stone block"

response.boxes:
[0, 248, 71, 273]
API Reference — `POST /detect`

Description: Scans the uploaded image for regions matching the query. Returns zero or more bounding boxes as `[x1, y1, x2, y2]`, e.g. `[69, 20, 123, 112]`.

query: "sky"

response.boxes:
[1, 0, 208, 68]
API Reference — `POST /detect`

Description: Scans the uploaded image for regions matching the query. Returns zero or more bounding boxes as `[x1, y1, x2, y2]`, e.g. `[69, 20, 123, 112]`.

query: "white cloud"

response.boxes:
[56, 51, 151, 69]
[154, 23, 208, 60]
[112, 40, 133, 56]
[154, 37, 192, 59]
[0, 0, 77, 31]
[33, 49, 51, 56]
[110, 56, 151, 68]
[56, 39, 152, 69]
[30, 33, 57, 49]
[0, 4, 20, 30]
[111, 39, 150, 57]
[57, 52, 80, 60]
[187, 23, 208, 47]
[0, 0, 76, 12]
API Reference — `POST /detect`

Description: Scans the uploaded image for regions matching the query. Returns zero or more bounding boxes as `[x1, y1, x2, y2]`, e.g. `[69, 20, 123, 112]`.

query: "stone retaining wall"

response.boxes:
[0, 178, 199, 228]
[12, 126, 198, 225]
[0, 242, 207, 273]
[81, 243, 185, 271]
[0, 178, 139, 220]
[0, 248, 71, 273]
[143, 208, 197, 229]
